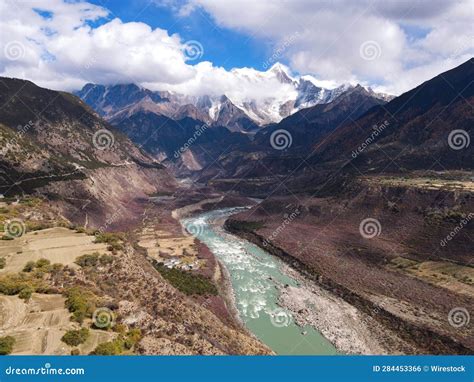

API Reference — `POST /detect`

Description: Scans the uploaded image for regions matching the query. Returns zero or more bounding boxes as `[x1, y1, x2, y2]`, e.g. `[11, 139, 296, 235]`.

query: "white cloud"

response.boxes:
[188, 0, 474, 94]
[0, 0, 197, 90]
[0, 0, 472, 98]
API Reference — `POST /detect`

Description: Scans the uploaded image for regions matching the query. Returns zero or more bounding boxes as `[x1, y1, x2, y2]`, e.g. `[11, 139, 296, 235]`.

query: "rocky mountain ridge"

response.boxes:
[75, 63, 393, 133]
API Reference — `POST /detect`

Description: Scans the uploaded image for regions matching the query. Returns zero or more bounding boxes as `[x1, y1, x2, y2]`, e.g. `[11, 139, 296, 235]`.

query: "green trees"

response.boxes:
[0, 336, 15, 355]
[152, 262, 217, 296]
[93, 233, 124, 251]
[75, 253, 114, 267]
[0, 273, 44, 296]
[64, 287, 97, 323]
[91, 329, 142, 355]
[61, 328, 90, 346]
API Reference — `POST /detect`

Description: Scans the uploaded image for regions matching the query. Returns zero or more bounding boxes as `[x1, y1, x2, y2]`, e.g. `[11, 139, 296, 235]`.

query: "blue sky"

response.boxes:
[87, 0, 268, 71]
[0, 0, 472, 95]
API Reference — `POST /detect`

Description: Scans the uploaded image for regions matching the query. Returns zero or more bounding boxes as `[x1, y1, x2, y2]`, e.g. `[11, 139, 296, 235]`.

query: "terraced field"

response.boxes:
[0, 293, 115, 355]
[0, 227, 109, 273]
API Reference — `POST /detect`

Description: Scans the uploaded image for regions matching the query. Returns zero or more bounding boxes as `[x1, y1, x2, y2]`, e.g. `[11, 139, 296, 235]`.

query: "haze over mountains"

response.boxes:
[76, 63, 393, 134]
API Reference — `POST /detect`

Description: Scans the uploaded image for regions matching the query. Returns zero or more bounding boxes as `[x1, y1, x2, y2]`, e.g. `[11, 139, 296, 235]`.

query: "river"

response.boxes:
[181, 207, 337, 355]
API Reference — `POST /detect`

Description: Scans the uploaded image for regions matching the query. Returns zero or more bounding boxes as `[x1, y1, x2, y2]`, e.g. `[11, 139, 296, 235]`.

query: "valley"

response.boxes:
[0, 58, 472, 356]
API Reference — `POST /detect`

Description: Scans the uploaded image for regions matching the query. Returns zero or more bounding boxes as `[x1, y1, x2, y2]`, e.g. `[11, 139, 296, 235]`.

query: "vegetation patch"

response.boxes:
[94, 233, 125, 251]
[75, 252, 114, 267]
[0, 273, 47, 299]
[64, 287, 98, 323]
[0, 336, 15, 355]
[91, 328, 141, 355]
[152, 261, 217, 296]
[22, 258, 62, 274]
[226, 219, 265, 233]
[61, 328, 90, 346]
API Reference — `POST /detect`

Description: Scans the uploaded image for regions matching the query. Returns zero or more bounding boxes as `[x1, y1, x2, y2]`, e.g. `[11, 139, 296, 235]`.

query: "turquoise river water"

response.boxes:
[181, 207, 337, 355]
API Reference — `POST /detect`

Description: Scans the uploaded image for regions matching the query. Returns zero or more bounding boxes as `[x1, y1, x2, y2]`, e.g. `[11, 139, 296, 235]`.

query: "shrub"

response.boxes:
[18, 286, 33, 301]
[91, 339, 123, 355]
[0, 336, 15, 355]
[64, 287, 97, 323]
[123, 329, 142, 350]
[22, 261, 36, 272]
[226, 219, 265, 232]
[75, 253, 100, 267]
[99, 255, 114, 265]
[0, 258, 5, 269]
[50, 263, 64, 273]
[71, 348, 80, 355]
[94, 233, 124, 251]
[35, 258, 51, 270]
[91, 329, 142, 355]
[75, 253, 114, 268]
[0, 273, 43, 296]
[61, 328, 90, 346]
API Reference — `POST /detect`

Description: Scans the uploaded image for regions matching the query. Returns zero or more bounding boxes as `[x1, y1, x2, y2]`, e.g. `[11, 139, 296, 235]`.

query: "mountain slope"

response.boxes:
[114, 111, 250, 174]
[197, 83, 389, 182]
[311, 58, 474, 173]
[0, 77, 176, 227]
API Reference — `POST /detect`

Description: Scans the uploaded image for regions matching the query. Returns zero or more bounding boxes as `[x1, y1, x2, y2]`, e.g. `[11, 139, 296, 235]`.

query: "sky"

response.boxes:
[0, 0, 473, 97]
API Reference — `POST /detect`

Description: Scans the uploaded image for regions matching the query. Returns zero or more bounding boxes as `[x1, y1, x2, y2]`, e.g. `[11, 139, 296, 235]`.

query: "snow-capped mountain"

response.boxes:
[75, 63, 393, 132]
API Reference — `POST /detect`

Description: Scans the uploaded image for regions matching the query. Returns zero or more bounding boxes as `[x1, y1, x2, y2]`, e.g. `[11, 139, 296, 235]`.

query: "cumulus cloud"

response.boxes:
[0, 0, 197, 90]
[0, 0, 472, 97]
[188, 0, 474, 94]
[0, 0, 297, 103]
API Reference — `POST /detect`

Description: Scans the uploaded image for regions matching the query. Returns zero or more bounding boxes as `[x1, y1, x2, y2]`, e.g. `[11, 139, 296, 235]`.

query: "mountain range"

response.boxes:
[75, 63, 393, 133]
[0, 77, 176, 227]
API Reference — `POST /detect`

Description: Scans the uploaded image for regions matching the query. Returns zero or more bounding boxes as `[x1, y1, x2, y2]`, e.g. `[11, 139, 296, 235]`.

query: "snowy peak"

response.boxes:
[268, 63, 296, 85]
[76, 64, 394, 132]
